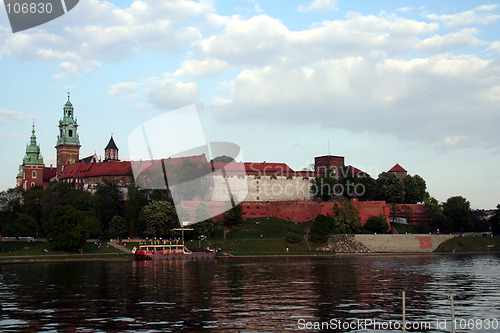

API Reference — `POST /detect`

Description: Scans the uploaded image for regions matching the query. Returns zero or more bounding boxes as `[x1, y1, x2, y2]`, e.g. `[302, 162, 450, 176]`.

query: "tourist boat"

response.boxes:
[132, 241, 216, 261]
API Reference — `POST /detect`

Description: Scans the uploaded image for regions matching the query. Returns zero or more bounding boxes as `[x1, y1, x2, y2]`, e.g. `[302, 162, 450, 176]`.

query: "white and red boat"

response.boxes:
[132, 242, 216, 261]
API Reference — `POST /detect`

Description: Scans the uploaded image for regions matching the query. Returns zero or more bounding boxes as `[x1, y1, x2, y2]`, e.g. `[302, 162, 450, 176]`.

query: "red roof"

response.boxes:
[43, 167, 57, 182]
[211, 162, 295, 176]
[131, 155, 210, 176]
[388, 163, 407, 173]
[349, 165, 365, 175]
[59, 161, 132, 180]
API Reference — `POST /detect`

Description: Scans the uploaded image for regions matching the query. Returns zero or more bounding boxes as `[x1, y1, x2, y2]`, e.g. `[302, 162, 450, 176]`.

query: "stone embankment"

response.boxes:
[327, 235, 371, 253]
[325, 234, 455, 253]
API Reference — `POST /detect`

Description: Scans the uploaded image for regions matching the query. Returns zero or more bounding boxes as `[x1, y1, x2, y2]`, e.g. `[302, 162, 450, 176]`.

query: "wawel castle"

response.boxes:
[16, 96, 407, 204]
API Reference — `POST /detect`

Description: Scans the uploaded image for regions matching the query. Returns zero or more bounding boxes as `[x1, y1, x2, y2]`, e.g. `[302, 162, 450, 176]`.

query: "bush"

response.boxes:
[285, 231, 301, 244]
[364, 214, 389, 234]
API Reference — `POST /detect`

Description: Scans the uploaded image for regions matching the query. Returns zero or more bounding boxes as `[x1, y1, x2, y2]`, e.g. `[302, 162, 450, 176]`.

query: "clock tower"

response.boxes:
[56, 93, 81, 177]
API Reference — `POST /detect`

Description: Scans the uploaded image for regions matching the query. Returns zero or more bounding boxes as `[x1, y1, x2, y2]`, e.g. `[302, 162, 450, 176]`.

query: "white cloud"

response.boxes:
[53, 59, 101, 79]
[444, 135, 471, 147]
[188, 13, 442, 71]
[298, 0, 338, 13]
[174, 58, 229, 78]
[426, 5, 500, 28]
[208, 54, 500, 147]
[148, 79, 199, 110]
[108, 82, 142, 100]
[0, 108, 30, 123]
[0, 0, 214, 78]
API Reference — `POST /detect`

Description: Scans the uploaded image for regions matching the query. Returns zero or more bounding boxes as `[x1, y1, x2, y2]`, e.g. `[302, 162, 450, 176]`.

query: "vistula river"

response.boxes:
[1, 254, 499, 332]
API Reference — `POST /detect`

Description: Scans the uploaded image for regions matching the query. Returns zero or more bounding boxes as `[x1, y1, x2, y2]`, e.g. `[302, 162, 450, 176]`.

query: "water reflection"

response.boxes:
[0, 254, 499, 332]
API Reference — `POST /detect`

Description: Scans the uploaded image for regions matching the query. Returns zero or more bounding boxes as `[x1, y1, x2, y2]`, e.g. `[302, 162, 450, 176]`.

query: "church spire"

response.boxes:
[57, 92, 80, 146]
[56, 93, 81, 177]
[23, 121, 44, 165]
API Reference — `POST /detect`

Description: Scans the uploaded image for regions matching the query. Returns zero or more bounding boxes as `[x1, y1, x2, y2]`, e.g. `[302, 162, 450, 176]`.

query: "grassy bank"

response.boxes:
[0, 241, 131, 263]
[123, 217, 330, 257]
[435, 236, 500, 253]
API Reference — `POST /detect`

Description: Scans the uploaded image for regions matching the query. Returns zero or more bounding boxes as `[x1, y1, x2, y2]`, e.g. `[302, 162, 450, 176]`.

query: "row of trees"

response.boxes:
[310, 167, 427, 204]
[0, 180, 243, 250]
[424, 196, 494, 233]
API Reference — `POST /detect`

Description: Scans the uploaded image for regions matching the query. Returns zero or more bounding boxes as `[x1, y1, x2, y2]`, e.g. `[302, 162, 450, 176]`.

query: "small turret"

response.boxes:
[104, 135, 119, 161]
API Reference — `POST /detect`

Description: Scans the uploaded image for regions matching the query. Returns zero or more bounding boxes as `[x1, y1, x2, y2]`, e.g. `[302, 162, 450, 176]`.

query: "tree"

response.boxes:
[376, 172, 405, 203]
[4, 213, 37, 237]
[140, 201, 179, 238]
[125, 184, 147, 237]
[21, 187, 44, 236]
[443, 196, 476, 232]
[43, 205, 89, 250]
[335, 166, 376, 201]
[404, 175, 427, 204]
[331, 200, 362, 234]
[310, 171, 336, 201]
[82, 214, 102, 239]
[223, 196, 243, 226]
[423, 197, 451, 233]
[193, 202, 214, 238]
[91, 178, 123, 237]
[310, 214, 336, 241]
[108, 215, 128, 239]
[0, 188, 22, 236]
[211, 155, 235, 163]
[364, 214, 389, 233]
[490, 205, 500, 236]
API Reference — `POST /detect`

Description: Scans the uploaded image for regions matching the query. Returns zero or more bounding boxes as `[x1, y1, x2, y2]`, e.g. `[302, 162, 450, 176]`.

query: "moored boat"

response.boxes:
[132, 242, 216, 261]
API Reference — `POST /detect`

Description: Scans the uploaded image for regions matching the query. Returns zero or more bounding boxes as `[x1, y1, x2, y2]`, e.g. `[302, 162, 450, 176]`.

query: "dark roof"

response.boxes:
[105, 136, 119, 151]
[388, 163, 407, 172]
[80, 154, 97, 163]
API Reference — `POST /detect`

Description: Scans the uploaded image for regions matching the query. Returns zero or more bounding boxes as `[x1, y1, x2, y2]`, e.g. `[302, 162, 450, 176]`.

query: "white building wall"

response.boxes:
[210, 175, 314, 202]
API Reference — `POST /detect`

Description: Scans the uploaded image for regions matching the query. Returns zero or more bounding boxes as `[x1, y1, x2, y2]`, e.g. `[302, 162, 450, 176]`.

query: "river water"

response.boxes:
[0, 254, 499, 332]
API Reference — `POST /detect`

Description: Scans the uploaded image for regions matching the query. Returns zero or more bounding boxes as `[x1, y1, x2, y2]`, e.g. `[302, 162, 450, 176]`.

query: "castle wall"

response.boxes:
[210, 175, 313, 202]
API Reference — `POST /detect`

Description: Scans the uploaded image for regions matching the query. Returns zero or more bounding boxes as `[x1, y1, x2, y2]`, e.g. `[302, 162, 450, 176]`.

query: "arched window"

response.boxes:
[32, 170, 37, 178]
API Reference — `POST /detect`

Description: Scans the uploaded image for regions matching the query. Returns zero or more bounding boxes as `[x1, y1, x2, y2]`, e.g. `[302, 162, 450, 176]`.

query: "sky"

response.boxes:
[0, 0, 499, 209]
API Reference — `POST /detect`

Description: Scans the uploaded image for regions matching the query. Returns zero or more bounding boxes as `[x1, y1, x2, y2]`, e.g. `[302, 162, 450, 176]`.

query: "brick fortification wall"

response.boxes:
[180, 200, 427, 229]
[241, 200, 390, 226]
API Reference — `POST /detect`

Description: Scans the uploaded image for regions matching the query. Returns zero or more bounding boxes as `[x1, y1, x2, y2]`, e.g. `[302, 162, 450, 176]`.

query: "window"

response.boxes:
[69, 129, 73, 137]
[31, 182, 35, 188]
[32, 171, 37, 178]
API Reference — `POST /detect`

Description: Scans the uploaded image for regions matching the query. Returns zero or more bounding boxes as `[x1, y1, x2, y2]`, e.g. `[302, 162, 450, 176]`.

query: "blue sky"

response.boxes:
[1, 0, 499, 209]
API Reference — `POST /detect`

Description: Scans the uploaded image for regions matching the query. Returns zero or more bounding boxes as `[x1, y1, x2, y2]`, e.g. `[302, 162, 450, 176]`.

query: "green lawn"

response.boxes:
[390, 222, 423, 234]
[435, 236, 500, 253]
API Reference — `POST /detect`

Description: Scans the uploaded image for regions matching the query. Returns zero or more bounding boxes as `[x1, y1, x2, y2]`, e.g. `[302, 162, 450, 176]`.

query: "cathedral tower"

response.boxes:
[56, 94, 81, 177]
[21, 122, 45, 189]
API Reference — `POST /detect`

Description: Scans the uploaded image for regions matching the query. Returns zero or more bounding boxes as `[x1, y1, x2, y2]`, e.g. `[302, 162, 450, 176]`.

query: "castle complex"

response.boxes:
[16, 96, 415, 225]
